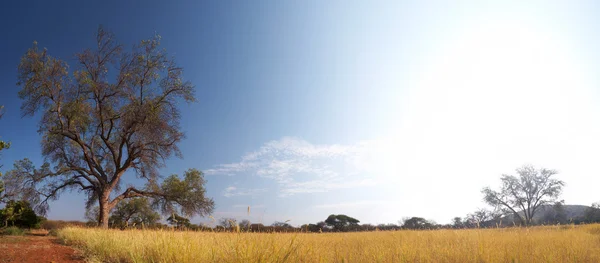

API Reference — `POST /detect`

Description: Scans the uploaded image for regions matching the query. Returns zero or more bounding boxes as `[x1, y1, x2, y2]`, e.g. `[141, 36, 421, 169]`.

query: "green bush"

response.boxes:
[0, 200, 43, 228]
[1, 226, 25, 236]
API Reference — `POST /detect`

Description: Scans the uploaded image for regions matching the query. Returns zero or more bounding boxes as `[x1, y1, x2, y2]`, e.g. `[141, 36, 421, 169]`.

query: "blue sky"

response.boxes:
[2, 1, 600, 225]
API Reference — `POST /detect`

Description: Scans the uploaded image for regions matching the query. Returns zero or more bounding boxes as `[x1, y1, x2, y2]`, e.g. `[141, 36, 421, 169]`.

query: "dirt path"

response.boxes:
[0, 235, 84, 263]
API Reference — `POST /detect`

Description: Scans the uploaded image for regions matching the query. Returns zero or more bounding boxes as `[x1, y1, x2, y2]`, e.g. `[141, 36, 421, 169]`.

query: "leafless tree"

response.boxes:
[482, 165, 564, 226]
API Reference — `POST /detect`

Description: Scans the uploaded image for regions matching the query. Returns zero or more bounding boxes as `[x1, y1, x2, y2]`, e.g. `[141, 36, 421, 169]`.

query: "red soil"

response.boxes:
[0, 235, 84, 263]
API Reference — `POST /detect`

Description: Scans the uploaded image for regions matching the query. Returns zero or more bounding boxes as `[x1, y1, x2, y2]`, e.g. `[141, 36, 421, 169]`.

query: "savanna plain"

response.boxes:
[53, 224, 600, 263]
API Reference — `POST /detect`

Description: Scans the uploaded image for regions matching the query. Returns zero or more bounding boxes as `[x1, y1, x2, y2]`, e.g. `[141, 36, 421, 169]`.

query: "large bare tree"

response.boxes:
[10, 27, 214, 228]
[482, 165, 564, 226]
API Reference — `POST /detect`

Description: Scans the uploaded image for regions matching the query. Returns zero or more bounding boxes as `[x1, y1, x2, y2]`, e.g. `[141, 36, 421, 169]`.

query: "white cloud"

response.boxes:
[207, 137, 385, 196]
[222, 186, 267, 197]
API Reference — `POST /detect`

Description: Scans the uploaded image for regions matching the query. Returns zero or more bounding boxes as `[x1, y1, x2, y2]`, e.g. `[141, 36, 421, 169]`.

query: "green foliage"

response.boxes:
[325, 214, 360, 231]
[402, 217, 435, 230]
[109, 197, 160, 228]
[1, 226, 25, 236]
[0, 200, 43, 228]
[151, 169, 215, 218]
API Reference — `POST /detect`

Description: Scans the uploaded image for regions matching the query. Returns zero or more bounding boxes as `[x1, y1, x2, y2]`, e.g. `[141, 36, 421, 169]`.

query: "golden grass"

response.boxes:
[58, 224, 600, 263]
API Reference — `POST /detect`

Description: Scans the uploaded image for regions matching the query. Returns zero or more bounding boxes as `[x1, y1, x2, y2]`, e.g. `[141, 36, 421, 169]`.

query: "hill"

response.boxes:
[502, 204, 592, 224]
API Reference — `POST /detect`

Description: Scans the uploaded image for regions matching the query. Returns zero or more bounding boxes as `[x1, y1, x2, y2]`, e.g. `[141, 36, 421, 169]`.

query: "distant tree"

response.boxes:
[325, 214, 360, 232]
[239, 219, 251, 229]
[452, 217, 465, 229]
[167, 213, 191, 229]
[11, 26, 214, 228]
[482, 165, 564, 226]
[360, 224, 376, 231]
[218, 217, 238, 229]
[552, 202, 568, 224]
[584, 202, 600, 223]
[249, 223, 265, 232]
[465, 208, 495, 228]
[300, 223, 322, 232]
[271, 221, 293, 228]
[541, 201, 568, 224]
[0, 200, 43, 228]
[402, 217, 434, 230]
[84, 206, 100, 225]
[376, 223, 401, 231]
[109, 197, 160, 228]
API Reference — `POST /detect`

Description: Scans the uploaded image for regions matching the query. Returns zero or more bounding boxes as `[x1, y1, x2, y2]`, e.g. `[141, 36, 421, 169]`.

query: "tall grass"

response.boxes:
[58, 224, 600, 263]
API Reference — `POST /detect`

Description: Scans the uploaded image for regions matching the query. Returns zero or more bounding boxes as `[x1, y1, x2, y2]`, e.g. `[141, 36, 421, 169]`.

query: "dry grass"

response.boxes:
[58, 224, 600, 263]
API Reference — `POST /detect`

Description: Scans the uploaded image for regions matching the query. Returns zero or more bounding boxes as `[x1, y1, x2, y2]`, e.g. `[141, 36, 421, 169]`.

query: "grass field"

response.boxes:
[57, 224, 600, 263]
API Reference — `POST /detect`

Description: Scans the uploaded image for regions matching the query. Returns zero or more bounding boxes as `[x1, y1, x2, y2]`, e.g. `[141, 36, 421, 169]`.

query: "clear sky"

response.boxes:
[1, 1, 600, 226]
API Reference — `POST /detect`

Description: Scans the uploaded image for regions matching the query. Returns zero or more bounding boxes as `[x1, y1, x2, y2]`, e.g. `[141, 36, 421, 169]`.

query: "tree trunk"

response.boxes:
[98, 193, 111, 229]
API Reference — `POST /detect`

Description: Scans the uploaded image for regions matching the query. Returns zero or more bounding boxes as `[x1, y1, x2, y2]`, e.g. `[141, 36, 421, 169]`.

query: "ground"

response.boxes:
[0, 235, 84, 263]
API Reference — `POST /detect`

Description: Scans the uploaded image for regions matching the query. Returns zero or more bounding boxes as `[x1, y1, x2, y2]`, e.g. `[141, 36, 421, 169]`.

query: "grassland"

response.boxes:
[57, 224, 600, 263]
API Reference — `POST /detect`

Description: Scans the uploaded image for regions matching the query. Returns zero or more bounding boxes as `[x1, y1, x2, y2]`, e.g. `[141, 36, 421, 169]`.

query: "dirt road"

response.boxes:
[0, 235, 84, 263]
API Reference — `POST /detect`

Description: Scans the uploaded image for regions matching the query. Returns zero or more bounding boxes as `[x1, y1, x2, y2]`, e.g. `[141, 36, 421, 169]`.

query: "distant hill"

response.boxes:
[503, 204, 591, 223]
[533, 204, 590, 220]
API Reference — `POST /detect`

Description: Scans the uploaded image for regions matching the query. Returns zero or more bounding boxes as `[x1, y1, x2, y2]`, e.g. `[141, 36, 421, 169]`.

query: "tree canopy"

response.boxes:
[482, 165, 564, 226]
[402, 217, 435, 230]
[325, 214, 360, 231]
[10, 26, 214, 228]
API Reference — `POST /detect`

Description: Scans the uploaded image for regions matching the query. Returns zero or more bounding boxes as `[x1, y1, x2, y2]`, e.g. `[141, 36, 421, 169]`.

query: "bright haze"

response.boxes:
[1, 1, 599, 225]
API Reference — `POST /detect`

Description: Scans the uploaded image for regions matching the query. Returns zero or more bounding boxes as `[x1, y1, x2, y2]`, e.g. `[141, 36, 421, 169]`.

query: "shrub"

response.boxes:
[1, 226, 25, 236]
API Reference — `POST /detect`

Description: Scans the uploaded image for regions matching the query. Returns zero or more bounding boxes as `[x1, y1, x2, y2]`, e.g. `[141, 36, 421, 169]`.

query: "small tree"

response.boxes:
[239, 219, 251, 229]
[12, 26, 214, 228]
[218, 217, 238, 229]
[0, 200, 43, 228]
[452, 217, 465, 229]
[109, 197, 160, 228]
[167, 213, 191, 229]
[402, 217, 434, 230]
[482, 165, 564, 226]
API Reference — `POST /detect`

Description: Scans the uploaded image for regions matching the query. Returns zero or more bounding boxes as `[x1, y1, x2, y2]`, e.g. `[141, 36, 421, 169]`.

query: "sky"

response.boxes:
[1, 1, 600, 226]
